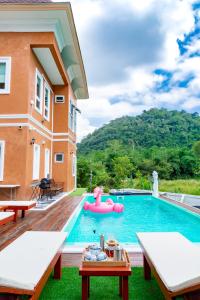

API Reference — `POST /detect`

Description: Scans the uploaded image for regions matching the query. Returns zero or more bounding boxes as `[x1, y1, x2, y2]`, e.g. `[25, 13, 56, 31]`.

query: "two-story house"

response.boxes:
[0, 0, 88, 200]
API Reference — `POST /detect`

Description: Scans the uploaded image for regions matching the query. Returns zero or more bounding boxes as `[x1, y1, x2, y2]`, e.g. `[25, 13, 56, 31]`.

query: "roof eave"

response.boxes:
[0, 1, 89, 100]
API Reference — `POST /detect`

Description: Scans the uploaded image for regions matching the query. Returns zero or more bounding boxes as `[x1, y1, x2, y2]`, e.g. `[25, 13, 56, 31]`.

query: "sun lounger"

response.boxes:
[0, 231, 67, 299]
[0, 201, 36, 221]
[0, 212, 14, 226]
[136, 232, 200, 300]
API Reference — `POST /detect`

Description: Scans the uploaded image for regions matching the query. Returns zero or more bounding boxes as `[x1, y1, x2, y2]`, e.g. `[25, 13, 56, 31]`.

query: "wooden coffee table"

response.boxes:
[79, 264, 132, 300]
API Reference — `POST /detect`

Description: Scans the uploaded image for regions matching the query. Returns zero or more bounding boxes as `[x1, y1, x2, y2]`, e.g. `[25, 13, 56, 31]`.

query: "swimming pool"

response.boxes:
[63, 195, 200, 245]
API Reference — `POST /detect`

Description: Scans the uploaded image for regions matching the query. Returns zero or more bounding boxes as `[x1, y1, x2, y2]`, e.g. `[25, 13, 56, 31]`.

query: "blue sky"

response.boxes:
[69, 0, 200, 140]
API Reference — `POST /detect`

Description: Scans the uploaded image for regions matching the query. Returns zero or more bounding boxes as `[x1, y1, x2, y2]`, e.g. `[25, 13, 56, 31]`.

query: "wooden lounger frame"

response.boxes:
[4, 203, 36, 222]
[0, 213, 14, 226]
[0, 247, 62, 300]
[141, 246, 200, 300]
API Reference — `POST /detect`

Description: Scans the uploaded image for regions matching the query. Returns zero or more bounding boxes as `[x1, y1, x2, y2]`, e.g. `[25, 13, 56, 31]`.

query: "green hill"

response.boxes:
[78, 108, 200, 154]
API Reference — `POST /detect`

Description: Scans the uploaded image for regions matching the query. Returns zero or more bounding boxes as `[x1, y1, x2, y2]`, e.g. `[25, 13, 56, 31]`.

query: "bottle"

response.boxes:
[100, 234, 105, 251]
[114, 245, 123, 261]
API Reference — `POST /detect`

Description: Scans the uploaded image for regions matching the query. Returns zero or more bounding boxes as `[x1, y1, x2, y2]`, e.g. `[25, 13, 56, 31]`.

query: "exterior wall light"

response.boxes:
[30, 137, 36, 145]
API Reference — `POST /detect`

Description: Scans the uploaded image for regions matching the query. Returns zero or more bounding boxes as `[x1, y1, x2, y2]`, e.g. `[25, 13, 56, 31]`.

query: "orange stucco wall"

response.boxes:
[0, 127, 27, 200]
[53, 85, 69, 133]
[0, 32, 77, 200]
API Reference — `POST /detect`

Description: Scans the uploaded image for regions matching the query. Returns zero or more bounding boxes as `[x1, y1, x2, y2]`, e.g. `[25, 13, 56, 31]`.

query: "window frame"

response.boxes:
[35, 69, 43, 114]
[72, 154, 76, 177]
[0, 57, 11, 94]
[44, 83, 51, 121]
[54, 153, 64, 163]
[69, 99, 73, 131]
[69, 99, 77, 133]
[0, 141, 5, 181]
[32, 144, 40, 180]
[74, 109, 77, 133]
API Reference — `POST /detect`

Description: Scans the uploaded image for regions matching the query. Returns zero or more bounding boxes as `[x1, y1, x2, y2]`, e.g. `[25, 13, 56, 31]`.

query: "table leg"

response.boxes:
[119, 276, 122, 297]
[11, 188, 12, 200]
[143, 255, 151, 280]
[54, 255, 61, 279]
[87, 276, 90, 297]
[122, 276, 128, 300]
[14, 210, 18, 222]
[82, 276, 88, 300]
[21, 210, 25, 218]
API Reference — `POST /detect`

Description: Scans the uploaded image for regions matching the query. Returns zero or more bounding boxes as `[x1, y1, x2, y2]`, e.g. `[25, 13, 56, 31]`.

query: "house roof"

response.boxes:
[0, 1, 89, 99]
[0, 1, 56, 3]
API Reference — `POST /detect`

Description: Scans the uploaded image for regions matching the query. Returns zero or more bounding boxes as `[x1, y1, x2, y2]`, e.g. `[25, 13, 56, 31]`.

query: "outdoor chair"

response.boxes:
[39, 178, 51, 200]
[49, 179, 64, 196]
[0, 231, 67, 299]
[137, 232, 200, 300]
[38, 178, 64, 200]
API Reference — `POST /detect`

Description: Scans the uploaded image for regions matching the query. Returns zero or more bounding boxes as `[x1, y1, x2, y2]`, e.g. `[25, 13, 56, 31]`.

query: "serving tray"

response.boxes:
[82, 250, 130, 267]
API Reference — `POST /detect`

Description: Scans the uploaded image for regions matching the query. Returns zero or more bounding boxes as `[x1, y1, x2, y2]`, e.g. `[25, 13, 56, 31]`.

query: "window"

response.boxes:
[33, 144, 40, 180]
[69, 100, 77, 133]
[44, 148, 50, 178]
[0, 57, 11, 94]
[35, 69, 43, 114]
[44, 84, 50, 121]
[55, 153, 64, 163]
[69, 100, 73, 130]
[74, 109, 77, 133]
[0, 141, 5, 181]
[72, 154, 76, 177]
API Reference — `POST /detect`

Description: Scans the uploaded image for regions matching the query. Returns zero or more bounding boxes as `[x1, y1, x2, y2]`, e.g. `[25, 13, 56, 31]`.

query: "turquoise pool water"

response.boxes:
[64, 195, 200, 244]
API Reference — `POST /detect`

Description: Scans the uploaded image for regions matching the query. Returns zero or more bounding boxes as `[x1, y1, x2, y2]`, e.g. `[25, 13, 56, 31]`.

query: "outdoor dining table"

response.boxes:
[0, 185, 20, 200]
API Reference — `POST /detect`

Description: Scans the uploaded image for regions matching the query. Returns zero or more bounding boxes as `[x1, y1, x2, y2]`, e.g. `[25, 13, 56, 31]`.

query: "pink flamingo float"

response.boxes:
[83, 187, 124, 213]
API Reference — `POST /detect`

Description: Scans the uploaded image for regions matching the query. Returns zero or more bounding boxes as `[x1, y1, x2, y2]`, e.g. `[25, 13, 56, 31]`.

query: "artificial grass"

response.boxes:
[70, 188, 87, 196]
[40, 267, 166, 300]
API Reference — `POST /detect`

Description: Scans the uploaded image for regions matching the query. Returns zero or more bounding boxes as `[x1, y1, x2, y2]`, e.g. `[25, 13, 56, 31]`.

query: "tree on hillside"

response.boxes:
[193, 141, 200, 158]
[77, 157, 90, 187]
[192, 141, 200, 177]
[113, 156, 133, 186]
[77, 109, 200, 189]
[78, 108, 200, 154]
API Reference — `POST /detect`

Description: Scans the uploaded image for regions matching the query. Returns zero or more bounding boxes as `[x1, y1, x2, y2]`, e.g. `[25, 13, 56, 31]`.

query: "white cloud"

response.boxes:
[71, 0, 199, 140]
[77, 114, 97, 142]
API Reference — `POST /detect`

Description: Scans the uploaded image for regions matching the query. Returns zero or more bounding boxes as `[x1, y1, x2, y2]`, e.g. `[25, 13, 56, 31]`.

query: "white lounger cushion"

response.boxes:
[0, 212, 14, 221]
[137, 232, 200, 292]
[0, 201, 36, 207]
[0, 231, 67, 291]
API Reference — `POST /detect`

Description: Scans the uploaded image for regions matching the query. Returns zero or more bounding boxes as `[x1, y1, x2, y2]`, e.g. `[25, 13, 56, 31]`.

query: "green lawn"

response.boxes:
[70, 188, 87, 196]
[159, 179, 200, 195]
[40, 267, 166, 300]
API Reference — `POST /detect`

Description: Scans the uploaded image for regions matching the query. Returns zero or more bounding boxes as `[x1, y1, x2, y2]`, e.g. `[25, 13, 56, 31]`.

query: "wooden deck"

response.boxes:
[0, 195, 82, 250]
[0, 194, 143, 267]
